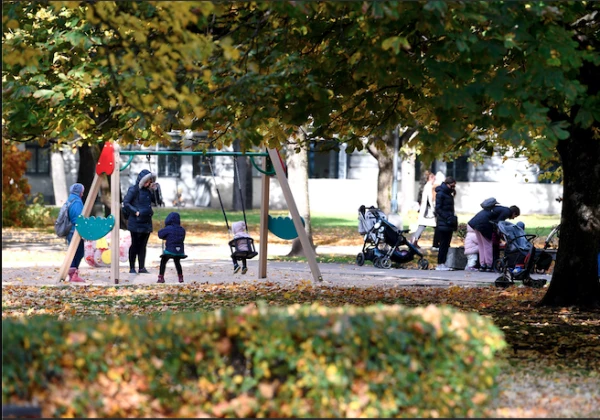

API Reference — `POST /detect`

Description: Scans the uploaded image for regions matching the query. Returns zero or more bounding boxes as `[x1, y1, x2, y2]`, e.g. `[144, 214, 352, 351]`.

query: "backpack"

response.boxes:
[55, 200, 74, 238]
[480, 197, 498, 210]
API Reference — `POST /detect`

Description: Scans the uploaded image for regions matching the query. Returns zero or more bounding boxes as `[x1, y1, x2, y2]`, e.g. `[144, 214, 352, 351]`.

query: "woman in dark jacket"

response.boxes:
[123, 169, 157, 274]
[434, 176, 457, 271]
[468, 204, 520, 271]
[157, 211, 187, 284]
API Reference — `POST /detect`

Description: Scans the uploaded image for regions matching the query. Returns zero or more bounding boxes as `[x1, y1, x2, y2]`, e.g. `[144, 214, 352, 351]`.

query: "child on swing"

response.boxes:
[157, 211, 187, 283]
[231, 220, 251, 274]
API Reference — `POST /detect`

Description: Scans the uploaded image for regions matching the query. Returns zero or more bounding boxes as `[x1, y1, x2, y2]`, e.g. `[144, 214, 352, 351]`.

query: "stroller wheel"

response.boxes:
[356, 253, 365, 266]
[494, 275, 513, 288]
[529, 278, 547, 289]
[493, 258, 505, 273]
[380, 258, 392, 269]
[418, 258, 429, 270]
[373, 257, 381, 268]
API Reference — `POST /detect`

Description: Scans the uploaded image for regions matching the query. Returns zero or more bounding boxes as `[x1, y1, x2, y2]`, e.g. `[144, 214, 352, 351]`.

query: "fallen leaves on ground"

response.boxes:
[3, 283, 600, 418]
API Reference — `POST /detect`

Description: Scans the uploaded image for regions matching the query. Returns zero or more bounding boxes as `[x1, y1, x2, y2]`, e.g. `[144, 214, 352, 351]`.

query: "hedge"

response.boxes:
[2, 302, 506, 417]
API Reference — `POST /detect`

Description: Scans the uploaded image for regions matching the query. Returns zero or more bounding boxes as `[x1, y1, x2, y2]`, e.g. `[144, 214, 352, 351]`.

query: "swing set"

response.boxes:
[57, 144, 322, 284]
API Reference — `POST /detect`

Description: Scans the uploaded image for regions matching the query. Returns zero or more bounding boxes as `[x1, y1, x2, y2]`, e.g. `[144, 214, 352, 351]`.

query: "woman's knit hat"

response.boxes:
[70, 183, 85, 196]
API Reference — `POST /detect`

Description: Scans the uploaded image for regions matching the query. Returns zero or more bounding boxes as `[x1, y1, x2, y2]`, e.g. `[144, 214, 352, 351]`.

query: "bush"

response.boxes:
[2, 303, 506, 418]
[23, 193, 52, 227]
[2, 140, 31, 227]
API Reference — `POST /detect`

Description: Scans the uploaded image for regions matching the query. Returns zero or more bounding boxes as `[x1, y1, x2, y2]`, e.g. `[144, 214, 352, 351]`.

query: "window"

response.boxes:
[308, 141, 339, 178]
[193, 149, 216, 177]
[158, 146, 181, 177]
[25, 144, 50, 175]
[446, 154, 470, 182]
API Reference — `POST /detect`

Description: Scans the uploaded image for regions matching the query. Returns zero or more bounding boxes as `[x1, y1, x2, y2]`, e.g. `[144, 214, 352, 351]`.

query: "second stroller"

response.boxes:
[493, 221, 547, 288]
[357, 205, 429, 270]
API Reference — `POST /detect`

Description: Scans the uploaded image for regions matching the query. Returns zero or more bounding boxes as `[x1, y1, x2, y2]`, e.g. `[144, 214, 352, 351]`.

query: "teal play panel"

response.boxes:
[76, 215, 115, 241]
[268, 215, 305, 240]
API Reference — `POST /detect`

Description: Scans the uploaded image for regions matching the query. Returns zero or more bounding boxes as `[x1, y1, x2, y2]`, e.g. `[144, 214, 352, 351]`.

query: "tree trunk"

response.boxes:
[367, 136, 394, 214]
[51, 150, 68, 206]
[77, 143, 99, 206]
[285, 132, 315, 257]
[232, 140, 253, 211]
[367, 129, 417, 214]
[539, 130, 600, 308]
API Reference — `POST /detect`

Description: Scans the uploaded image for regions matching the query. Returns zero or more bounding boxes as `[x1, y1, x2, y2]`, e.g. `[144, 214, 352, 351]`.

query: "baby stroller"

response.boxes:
[356, 205, 429, 270]
[493, 221, 547, 288]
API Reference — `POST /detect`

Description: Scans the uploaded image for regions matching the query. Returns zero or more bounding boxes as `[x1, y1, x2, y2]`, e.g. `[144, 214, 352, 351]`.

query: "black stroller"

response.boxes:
[356, 205, 429, 270]
[493, 221, 547, 288]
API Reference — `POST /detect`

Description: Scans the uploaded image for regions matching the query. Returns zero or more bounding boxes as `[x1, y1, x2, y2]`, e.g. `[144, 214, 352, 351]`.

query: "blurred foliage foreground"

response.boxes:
[2, 282, 599, 418]
[3, 302, 504, 418]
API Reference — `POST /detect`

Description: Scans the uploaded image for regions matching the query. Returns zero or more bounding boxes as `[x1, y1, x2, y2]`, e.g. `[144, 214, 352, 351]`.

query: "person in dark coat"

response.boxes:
[66, 183, 86, 282]
[123, 169, 157, 274]
[434, 176, 457, 271]
[157, 212, 187, 283]
[468, 204, 520, 272]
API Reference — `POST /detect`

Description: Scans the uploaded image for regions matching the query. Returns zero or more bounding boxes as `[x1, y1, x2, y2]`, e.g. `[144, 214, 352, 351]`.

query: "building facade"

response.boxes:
[22, 137, 563, 216]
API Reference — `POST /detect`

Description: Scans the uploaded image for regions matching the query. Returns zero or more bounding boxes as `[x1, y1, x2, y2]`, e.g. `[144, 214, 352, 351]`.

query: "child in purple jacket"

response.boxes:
[157, 212, 187, 283]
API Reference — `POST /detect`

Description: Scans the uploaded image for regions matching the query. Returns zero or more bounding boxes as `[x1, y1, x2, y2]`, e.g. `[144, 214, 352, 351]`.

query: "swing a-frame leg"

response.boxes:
[267, 148, 323, 283]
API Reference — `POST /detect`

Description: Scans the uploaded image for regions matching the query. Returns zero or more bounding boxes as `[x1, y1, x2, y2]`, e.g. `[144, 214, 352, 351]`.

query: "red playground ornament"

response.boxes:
[96, 142, 115, 176]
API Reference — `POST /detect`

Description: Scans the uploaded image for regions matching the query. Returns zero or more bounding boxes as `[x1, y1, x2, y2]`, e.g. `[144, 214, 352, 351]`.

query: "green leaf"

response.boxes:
[549, 122, 571, 140]
[32, 89, 55, 100]
[574, 108, 594, 129]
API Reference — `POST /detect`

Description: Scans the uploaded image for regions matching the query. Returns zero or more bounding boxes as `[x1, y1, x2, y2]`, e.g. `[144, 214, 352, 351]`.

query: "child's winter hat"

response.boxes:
[70, 183, 85, 196]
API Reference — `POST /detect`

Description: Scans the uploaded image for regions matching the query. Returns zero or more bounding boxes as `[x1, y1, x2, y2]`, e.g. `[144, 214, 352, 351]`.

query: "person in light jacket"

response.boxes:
[231, 221, 252, 274]
[411, 172, 436, 248]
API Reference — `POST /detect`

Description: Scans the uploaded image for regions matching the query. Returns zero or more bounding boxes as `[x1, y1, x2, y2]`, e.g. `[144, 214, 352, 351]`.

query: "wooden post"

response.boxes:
[57, 174, 103, 282]
[267, 148, 323, 283]
[258, 153, 270, 279]
[110, 143, 121, 284]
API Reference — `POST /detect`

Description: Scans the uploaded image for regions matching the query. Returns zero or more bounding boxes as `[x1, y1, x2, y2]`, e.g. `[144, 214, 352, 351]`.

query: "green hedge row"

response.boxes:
[2, 303, 506, 417]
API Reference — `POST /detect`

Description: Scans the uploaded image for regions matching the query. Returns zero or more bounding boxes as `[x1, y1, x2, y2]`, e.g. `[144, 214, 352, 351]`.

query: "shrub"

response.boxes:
[2, 140, 31, 227]
[2, 303, 506, 418]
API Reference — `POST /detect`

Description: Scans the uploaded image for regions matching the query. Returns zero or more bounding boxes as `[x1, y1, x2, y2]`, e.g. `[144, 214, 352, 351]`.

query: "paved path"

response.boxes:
[2, 238, 552, 288]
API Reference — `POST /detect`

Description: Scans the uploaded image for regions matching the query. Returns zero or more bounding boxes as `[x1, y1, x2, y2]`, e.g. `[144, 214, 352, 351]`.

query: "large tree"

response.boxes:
[3, 1, 599, 307]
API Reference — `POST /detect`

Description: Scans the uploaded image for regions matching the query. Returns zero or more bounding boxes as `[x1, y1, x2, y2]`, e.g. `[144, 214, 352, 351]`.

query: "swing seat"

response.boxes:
[229, 237, 258, 260]
[161, 249, 188, 259]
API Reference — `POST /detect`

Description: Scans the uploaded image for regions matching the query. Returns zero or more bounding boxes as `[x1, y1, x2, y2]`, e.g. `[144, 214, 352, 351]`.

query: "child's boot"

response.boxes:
[68, 268, 85, 283]
[233, 264, 241, 274]
[178, 275, 184, 283]
[157, 274, 165, 283]
[242, 266, 248, 275]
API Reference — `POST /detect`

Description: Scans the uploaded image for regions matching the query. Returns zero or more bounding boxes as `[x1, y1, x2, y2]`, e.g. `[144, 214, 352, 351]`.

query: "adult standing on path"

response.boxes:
[434, 176, 457, 271]
[431, 171, 446, 250]
[468, 204, 520, 272]
[123, 169, 158, 274]
[411, 171, 437, 248]
[66, 183, 86, 282]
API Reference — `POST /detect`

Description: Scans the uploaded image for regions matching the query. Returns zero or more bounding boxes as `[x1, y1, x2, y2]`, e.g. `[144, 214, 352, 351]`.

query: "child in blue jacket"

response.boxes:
[157, 212, 187, 283]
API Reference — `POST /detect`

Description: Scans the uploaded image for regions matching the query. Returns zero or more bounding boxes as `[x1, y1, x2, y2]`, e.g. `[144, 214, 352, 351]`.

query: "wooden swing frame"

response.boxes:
[57, 145, 322, 285]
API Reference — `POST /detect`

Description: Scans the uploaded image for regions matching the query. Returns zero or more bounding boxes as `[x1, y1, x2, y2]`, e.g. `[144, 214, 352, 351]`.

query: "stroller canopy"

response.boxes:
[358, 205, 387, 235]
[497, 221, 532, 254]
